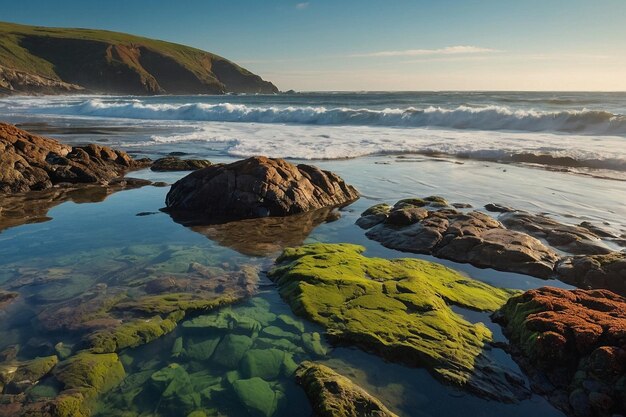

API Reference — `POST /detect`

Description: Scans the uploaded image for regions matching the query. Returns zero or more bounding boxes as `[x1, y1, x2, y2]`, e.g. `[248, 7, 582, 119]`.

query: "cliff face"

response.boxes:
[0, 21, 278, 95]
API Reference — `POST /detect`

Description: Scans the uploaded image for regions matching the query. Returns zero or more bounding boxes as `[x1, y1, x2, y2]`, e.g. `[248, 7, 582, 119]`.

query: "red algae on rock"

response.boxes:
[496, 286, 626, 417]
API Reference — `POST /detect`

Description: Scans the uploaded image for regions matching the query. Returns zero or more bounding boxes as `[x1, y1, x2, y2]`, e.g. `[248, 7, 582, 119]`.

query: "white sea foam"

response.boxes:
[22, 98, 626, 136]
[136, 122, 626, 171]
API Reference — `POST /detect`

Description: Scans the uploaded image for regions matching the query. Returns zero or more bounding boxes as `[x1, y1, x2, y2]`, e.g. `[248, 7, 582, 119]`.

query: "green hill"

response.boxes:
[0, 21, 278, 95]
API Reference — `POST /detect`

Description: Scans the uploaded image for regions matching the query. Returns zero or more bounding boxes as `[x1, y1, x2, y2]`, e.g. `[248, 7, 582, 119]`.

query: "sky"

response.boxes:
[1, 0, 625, 91]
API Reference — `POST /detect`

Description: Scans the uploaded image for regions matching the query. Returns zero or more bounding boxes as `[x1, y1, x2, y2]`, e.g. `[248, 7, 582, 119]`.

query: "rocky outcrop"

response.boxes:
[358, 197, 560, 278]
[556, 252, 626, 296]
[165, 156, 359, 222]
[495, 287, 626, 417]
[295, 361, 399, 417]
[150, 156, 212, 172]
[269, 243, 529, 402]
[0, 122, 151, 193]
[0, 65, 83, 95]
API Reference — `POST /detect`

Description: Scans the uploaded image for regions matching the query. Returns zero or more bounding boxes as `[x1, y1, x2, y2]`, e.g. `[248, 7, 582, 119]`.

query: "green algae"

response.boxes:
[12, 355, 58, 383]
[185, 336, 221, 362]
[212, 334, 253, 368]
[53, 351, 125, 416]
[87, 314, 179, 354]
[231, 377, 280, 417]
[362, 203, 392, 216]
[114, 292, 241, 316]
[268, 243, 518, 387]
[295, 361, 399, 417]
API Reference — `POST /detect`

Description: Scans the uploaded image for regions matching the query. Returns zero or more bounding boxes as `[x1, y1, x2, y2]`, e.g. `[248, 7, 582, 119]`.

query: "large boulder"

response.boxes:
[295, 361, 399, 417]
[0, 122, 150, 193]
[151, 156, 212, 172]
[556, 252, 626, 297]
[495, 286, 626, 417]
[164, 156, 359, 221]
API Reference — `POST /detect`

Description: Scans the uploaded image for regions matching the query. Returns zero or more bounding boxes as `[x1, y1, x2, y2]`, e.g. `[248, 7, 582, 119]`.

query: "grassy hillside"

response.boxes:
[0, 21, 278, 95]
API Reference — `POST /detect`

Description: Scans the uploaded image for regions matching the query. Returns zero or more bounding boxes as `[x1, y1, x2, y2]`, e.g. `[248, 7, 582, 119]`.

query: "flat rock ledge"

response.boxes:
[357, 197, 559, 278]
[165, 156, 359, 221]
[0, 122, 151, 193]
[295, 361, 399, 417]
[357, 197, 626, 292]
[494, 286, 626, 417]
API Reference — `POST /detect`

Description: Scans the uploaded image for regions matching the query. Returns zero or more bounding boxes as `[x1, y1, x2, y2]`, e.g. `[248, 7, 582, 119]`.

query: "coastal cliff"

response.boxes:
[0, 21, 278, 95]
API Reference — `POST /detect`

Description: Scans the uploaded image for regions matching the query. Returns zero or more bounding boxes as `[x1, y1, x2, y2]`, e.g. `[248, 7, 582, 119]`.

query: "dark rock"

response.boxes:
[452, 202, 473, 208]
[497, 286, 626, 416]
[165, 156, 359, 221]
[0, 122, 151, 193]
[556, 252, 626, 296]
[359, 198, 559, 279]
[150, 156, 211, 172]
[485, 203, 514, 213]
[0, 291, 18, 310]
[295, 361, 399, 417]
[499, 211, 612, 255]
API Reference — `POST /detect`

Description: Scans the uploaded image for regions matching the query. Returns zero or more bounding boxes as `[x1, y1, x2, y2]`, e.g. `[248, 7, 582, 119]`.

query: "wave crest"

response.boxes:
[35, 99, 626, 135]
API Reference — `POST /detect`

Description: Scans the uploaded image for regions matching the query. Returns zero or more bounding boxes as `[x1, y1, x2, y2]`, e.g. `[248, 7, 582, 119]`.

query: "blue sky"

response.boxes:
[1, 0, 625, 90]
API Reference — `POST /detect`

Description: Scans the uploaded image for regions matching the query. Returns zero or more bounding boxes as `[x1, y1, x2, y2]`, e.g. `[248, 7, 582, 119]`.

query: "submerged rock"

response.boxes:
[0, 122, 150, 193]
[231, 377, 281, 417]
[495, 286, 626, 417]
[164, 156, 359, 221]
[358, 197, 560, 278]
[151, 157, 212, 172]
[295, 361, 399, 417]
[0, 291, 18, 310]
[269, 243, 529, 401]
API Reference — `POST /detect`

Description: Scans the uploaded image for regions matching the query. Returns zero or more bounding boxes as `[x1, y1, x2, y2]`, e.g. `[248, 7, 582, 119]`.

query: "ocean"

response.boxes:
[1, 91, 625, 173]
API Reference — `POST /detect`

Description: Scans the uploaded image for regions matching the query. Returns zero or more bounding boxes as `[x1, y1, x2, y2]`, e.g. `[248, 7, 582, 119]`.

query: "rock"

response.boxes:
[0, 291, 18, 310]
[0, 122, 151, 193]
[485, 203, 514, 213]
[239, 349, 292, 380]
[556, 252, 626, 297]
[499, 211, 612, 255]
[231, 377, 280, 417]
[295, 361, 399, 417]
[212, 334, 253, 369]
[496, 286, 626, 416]
[358, 198, 560, 279]
[301, 332, 328, 357]
[151, 157, 212, 172]
[4, 356, 59, 393]
[52, 351, 126, 416]
[150, 363, 200, 414]
[164, 156, 359, 221]
[185, 336, 222, 362]
[269, 243, 529, 401]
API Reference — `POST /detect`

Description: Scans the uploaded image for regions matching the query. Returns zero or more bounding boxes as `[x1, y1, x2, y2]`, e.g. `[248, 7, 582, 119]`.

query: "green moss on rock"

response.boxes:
[231, 377, 280, 417]
[268, 243, 517, 389]
[53, 351, 125, 416]
[295, 361, 399, 417]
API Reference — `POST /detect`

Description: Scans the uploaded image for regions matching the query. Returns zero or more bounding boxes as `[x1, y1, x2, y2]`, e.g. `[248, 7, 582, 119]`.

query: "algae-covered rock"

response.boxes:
[150, 363, 200, 413]
[261, 326, 299, 341]
[212, 334, 253, 368]
[275, 314, 305, 333]
[53, 351, 125, 416]
[10, 355, 58, 390]
[301, 332, 328, 357]
[87, 314, 179, 353]
[239, 349, 295, 380]
[269, 243, 527, 401]
[185, 336, 222, 362]
[231, 377, 280, 417]
[295, 361, 399, 417]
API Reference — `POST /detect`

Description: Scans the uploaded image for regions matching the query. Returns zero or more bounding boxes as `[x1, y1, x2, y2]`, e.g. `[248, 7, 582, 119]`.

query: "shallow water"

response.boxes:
[1, 99, 624, 416]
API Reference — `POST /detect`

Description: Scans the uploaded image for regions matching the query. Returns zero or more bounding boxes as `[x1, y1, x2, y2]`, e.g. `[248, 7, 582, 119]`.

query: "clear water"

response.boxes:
[2, 91, 625, 416]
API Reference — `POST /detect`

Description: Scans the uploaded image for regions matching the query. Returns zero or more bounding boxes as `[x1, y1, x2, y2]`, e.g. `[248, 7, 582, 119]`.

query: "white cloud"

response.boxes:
[295, 2, 309, 9]
[350, 45, 501, 58]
